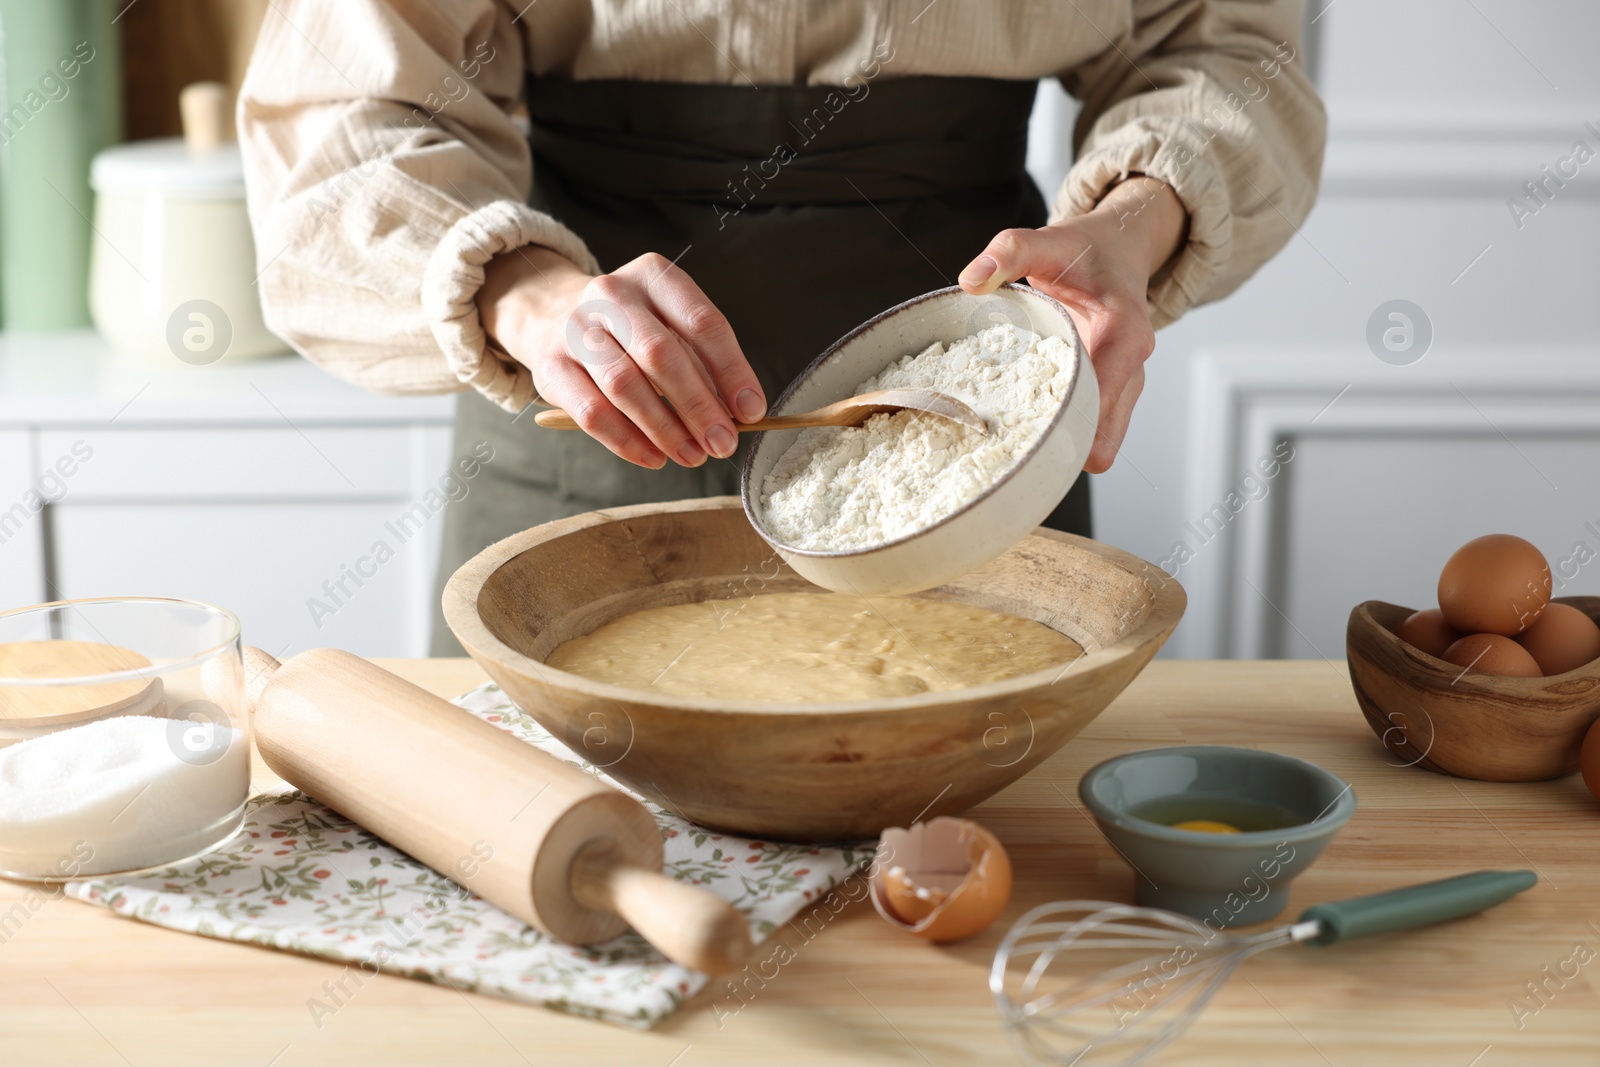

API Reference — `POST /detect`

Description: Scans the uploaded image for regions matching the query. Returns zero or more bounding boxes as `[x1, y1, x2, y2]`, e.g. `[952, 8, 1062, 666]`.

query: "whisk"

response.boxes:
[990, 869, 1536, 1066]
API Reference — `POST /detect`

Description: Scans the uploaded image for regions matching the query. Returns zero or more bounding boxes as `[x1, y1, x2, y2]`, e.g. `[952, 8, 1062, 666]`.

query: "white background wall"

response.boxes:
[1029, 0, 1600, 659]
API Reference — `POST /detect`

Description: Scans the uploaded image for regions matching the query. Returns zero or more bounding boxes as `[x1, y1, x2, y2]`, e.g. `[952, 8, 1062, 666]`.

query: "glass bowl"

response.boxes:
[0, 597, 249, 880]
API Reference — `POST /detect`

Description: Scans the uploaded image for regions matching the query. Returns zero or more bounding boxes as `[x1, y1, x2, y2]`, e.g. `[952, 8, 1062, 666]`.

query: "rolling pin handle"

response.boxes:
[201, 644, 281, 716]
[241, 646, 283, 711]
[570, 839, 753, 975]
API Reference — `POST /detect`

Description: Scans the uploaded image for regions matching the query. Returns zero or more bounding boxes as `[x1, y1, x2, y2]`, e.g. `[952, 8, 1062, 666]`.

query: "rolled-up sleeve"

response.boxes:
[1055, 0, 1325, 329]
[239, 0, 598, 411]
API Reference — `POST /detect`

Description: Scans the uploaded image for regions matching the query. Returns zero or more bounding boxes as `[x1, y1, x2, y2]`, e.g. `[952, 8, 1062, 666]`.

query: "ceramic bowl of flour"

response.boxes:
[741, 283, 1098, 596]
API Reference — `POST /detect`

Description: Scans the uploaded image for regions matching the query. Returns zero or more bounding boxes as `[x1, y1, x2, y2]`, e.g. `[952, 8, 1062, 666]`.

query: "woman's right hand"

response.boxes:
[477, 247, 768, 469]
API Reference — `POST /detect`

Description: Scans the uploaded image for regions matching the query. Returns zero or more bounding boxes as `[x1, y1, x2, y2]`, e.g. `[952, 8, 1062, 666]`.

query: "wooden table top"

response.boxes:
[3, 659, 1596, 1066]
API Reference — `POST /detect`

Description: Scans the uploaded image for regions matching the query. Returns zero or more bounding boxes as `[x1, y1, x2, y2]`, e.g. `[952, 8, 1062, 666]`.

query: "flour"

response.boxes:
[760, 323, 1075, 551]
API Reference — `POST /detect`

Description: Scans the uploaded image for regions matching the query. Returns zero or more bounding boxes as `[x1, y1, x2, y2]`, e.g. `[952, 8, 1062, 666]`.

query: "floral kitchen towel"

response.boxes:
[64, 683, 876, 1028]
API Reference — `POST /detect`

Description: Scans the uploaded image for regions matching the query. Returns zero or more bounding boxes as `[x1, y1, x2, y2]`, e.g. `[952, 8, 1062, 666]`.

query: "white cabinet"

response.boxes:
[52, 499, 431, 659]
[0, 430, 45, 607]
[40, 426, 421, 498]
[0, 332, 456, 657]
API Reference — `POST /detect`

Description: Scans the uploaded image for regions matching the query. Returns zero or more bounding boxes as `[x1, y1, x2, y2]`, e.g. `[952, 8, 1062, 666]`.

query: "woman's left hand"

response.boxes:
[959, 176, 1187, 474]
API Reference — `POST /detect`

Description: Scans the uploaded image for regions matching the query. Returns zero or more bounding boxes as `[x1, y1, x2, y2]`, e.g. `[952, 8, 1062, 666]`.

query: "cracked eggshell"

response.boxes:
[870, 816, 1012, 942]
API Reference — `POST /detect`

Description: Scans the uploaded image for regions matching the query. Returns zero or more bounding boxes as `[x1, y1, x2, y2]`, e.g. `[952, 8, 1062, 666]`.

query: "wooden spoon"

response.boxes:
[533, 388, 989, 435]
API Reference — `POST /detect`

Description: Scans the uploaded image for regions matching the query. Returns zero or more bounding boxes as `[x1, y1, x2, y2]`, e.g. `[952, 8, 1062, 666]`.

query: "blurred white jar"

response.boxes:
[88, 82, 284, 365]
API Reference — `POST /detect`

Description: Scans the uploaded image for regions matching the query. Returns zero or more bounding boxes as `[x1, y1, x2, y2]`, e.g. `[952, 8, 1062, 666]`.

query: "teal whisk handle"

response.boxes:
[1299, 870, 1537, 947]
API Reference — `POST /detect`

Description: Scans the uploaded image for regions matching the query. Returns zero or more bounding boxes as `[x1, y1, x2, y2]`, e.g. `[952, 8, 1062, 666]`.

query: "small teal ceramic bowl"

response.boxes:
[1079, 745, 1357, 926]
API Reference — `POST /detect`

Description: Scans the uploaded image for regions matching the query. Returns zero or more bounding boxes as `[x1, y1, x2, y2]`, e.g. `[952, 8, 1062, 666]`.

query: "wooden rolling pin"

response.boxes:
[223, 646, 752, 974]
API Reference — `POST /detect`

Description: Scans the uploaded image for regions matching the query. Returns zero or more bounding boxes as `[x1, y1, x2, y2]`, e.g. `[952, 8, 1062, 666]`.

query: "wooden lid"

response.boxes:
[0, 641, 162, 728]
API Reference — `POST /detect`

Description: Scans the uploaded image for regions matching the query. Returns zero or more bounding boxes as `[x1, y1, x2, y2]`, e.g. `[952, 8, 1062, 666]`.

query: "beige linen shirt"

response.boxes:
[239, 0, 1324, 412]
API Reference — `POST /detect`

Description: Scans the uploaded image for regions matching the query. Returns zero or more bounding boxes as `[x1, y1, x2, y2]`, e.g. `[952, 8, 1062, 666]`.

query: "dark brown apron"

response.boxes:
[430, 76, 1091, 653]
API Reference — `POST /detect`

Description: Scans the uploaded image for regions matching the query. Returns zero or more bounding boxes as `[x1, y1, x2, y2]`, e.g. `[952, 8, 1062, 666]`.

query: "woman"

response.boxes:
[239, 1, 1323, 654]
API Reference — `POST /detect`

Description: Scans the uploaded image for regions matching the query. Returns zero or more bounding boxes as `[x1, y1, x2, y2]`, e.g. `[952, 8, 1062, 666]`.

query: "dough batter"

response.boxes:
[545, 592, 1082, 702]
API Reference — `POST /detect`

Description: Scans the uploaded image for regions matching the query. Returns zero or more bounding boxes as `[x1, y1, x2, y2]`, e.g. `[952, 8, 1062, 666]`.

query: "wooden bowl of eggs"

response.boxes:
[444, 497, 1185, 841]
[1347, 534, 1600, 782]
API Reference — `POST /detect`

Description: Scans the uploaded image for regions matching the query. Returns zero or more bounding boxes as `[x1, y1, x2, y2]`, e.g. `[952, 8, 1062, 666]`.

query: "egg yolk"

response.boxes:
[1172, 819, 1241, 834]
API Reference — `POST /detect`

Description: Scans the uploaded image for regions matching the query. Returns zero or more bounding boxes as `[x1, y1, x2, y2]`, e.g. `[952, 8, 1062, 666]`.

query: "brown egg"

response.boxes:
[870, 817, 1012, 943]
[1442, 633, 1543, 677]
[1581, 718, 1600, 805]
[1395, 608, 1462, 659]
[1515, 603, 1600, 675]
[1437, 534, 1551, 636]
[878, 866, 948, 924]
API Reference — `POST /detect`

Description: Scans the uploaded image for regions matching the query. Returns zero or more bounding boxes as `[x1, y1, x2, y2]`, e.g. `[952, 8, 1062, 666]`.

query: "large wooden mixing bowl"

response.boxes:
[443, 498, 1185, 841]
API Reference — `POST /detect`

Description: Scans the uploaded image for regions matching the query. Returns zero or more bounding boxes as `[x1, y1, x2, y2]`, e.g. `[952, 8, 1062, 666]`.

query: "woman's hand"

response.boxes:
[477, 248, 768, 469]
[959, 176, 1187, 474]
